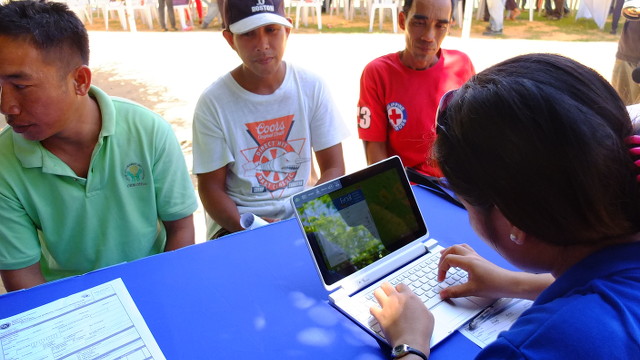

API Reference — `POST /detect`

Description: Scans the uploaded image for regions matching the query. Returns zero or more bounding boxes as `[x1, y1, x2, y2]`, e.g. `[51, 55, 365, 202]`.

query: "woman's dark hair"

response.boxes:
[0, 0, 89, 73]
[434, 53, 640, 245]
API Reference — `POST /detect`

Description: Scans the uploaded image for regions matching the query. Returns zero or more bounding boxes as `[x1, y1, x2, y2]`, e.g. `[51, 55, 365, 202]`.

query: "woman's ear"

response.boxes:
[509, 227, 526, 245]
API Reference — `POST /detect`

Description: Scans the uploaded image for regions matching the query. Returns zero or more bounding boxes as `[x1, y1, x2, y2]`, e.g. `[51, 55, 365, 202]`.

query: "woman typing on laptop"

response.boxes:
[371, 53, 640, 359]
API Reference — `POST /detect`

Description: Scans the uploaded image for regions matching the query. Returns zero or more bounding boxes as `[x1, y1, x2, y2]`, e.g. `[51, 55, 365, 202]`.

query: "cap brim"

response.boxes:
[229, 13, 293, 34]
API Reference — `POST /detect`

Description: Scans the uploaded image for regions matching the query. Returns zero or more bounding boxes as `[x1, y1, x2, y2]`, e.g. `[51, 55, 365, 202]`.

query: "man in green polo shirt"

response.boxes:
[0, 0, 198, 291]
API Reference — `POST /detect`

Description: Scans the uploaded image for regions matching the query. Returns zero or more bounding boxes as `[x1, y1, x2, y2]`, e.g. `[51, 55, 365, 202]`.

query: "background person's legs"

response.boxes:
[485, 0, 506, 34]
[166, 0, 177, 30]
[158, 0, 167, 30]
[505, 0, 521, 19]
[611, 0, 625, 34]
[612, 59, 640, 106]
[201, 0, 220, 29]
[548, 0, 564, 19]
[158, 0, 177, 30]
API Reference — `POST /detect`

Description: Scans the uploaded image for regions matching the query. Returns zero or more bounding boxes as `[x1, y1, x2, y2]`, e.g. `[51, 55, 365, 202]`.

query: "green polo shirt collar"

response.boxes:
[12, 86, 116, 180]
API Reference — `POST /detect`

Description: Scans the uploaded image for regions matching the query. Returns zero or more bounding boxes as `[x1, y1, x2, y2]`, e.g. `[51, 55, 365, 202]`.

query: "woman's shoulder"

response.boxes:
[482, 292, 640, 359]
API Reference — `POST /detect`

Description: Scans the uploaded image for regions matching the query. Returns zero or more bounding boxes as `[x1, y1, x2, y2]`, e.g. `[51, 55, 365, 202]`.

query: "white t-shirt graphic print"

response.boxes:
[193, 62, 349, 239]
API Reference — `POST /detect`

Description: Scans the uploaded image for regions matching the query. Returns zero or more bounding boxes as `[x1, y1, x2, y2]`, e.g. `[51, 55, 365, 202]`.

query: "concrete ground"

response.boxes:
[0, 32, 618, 295]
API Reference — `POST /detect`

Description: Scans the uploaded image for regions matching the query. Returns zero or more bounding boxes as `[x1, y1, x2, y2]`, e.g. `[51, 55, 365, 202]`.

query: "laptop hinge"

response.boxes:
[328, 287, 349, 305]
[329, 239, 441, 306]
[337, 240, 434, 296]
[423, 238, 439, 252]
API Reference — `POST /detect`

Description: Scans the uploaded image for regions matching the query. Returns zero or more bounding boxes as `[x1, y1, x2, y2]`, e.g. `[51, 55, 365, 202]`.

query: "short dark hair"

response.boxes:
[0, 0, 89, 72]
[403, 0, 414, 12]
[434, 53, 640, 246]
[402, 0, 453, 19]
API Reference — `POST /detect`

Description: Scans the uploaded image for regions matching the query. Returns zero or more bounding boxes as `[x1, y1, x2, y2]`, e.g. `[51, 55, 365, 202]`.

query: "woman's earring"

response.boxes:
[509, 234, 518, 242]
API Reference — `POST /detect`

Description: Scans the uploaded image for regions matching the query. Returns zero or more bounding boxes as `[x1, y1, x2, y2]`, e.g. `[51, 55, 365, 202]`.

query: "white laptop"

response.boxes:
[291, 156, 493, 347]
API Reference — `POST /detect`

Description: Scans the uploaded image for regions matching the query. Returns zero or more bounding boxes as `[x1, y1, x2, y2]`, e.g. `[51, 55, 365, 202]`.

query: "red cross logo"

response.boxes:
[387, 102, 407, 130]
[389, 108, 403, 127]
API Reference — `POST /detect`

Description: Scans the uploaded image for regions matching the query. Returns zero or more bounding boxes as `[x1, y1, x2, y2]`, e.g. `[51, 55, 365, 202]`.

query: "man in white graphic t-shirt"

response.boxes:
[192, 0, 349, 239]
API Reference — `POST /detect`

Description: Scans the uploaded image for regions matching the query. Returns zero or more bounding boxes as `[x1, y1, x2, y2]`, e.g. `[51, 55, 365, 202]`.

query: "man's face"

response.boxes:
[0, 36, 79, 142]
[400, 0, 451, 70]
[224, 23, 291, 79]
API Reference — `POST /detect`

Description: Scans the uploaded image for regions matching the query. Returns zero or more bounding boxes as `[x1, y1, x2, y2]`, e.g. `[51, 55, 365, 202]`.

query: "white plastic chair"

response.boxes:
[292, 0, 322, 29]
[369, 0, 398, 33]
[99, 0, 155, 30]
[328, 0, 361, 20]
[127, 0, 155, 29]
[452, 0, 462, 27]
[328, 0, 341, 16]
[99, 0, 127, 30]
[173, 0, 194, 30]
[60, 0, 94, 25]
[285, 0, 292, 16]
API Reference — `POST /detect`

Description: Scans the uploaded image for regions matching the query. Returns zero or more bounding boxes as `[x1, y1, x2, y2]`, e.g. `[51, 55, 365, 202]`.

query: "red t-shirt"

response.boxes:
[357, 49, 475, 177]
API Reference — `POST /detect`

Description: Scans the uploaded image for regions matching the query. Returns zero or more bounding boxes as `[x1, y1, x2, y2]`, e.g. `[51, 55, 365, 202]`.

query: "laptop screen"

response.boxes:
[292, 157, 427, 286]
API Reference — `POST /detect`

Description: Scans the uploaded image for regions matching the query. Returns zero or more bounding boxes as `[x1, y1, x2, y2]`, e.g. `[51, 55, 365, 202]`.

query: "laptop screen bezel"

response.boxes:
[291, 156, 429, 292]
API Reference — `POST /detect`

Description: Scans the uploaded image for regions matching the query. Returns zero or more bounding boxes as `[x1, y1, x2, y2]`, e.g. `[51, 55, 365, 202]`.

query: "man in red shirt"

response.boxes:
[357, 0, 475, 177]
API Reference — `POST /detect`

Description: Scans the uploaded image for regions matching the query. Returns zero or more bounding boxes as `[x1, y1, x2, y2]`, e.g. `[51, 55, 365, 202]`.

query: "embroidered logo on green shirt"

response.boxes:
[124, 163, 147, 188]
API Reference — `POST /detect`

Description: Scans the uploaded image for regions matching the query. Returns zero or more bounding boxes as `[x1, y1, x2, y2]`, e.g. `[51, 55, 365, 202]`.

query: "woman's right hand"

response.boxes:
[370, 282, 433, 357]
[437, 244, 553, 300]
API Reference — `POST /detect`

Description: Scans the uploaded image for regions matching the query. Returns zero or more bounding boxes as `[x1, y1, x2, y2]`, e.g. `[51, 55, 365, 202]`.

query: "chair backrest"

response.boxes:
[128, 0, 144, 6]
[371, 0, 397, 5]
[94, 0, 115, 7]
[61, 0, 90, 7]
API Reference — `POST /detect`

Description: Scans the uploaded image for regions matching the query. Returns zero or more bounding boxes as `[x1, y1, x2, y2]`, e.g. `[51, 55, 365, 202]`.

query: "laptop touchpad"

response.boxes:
[430, 297, 486, 345]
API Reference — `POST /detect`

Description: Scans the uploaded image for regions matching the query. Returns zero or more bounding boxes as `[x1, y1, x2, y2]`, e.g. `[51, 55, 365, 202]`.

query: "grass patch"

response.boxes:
[290, 9, 620, 42]
[85, 6, 621, 43]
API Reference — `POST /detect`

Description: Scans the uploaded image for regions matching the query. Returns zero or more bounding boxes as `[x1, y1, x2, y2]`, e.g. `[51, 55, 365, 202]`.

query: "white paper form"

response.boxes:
[0, 278, 166, 360]
[459, 298, 533, 348]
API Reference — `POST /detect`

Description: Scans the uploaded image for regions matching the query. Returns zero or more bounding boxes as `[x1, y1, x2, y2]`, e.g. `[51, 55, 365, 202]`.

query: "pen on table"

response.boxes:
[467, 298, 524, 331]
[467, 299, 501, 331]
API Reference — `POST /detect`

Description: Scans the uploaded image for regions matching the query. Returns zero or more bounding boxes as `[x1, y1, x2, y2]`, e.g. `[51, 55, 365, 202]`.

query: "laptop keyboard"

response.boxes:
[356, 250, 469, 339]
